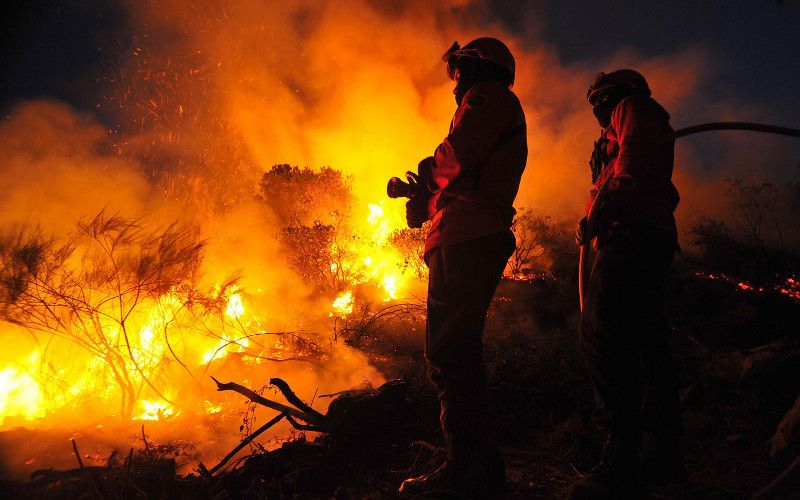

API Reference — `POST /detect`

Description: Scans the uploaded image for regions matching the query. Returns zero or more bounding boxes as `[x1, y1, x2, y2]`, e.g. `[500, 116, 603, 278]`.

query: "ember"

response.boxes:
[695, 272, 800, 302]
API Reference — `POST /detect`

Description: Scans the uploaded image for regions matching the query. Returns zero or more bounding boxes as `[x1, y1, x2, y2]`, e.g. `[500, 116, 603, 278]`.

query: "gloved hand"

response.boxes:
[406, 195, 429, 229]
[575, 216, 590, 246]
[405, 158, 433, 228]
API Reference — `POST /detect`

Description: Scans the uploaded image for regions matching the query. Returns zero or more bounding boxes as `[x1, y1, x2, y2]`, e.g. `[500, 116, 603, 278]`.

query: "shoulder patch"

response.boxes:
[466, 93, 488, 109]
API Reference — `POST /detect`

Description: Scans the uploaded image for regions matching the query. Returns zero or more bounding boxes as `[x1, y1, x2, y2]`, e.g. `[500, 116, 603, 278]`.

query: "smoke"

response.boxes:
[115, 0, 799, 231]
[0, 100, 150, 234]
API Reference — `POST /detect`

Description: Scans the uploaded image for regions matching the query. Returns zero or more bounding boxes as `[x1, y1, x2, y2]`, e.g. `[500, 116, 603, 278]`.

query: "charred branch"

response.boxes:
[210, 376, 325, 427]
[207, 412, 287, 476]
[269, 377, 326, 423]
[71, 439, 84, 469]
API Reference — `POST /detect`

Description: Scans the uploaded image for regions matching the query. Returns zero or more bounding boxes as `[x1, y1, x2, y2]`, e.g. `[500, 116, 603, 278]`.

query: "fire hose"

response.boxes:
[578, 121, 800, 311]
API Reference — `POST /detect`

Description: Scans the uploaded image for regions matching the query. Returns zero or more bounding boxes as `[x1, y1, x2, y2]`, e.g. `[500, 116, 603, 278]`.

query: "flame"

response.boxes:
[780, 276, 800, 300]
[356, 201, 413, 300]
[135, 400, 176, 421]
[0, 364, 45, 424]
[226, 292, 245, 320]
[367, 203, 393, 246]
[331, 290, 354, 317]
[203, 400, 222, 414]
[202, 290, 251, 364]
[382, 274, 399, 300]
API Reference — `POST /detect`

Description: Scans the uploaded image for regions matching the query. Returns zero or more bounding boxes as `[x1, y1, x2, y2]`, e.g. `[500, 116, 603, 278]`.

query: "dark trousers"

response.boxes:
[425, 231, 515, 454]
[579, 223, 681, 442]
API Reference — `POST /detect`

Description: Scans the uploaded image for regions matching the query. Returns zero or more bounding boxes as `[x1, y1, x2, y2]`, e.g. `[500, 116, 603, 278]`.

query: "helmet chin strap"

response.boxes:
[454, 76, 479, 106]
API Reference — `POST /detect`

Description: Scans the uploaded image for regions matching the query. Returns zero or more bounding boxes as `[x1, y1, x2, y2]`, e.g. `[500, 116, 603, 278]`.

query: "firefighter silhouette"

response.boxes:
[571, 69, 686, 498]
[398, 37, 527, 497]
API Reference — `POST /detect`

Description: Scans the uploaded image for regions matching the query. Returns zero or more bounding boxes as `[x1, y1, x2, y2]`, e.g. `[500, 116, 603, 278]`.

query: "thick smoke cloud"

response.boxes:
[118, 0, 798, 233]
[0, 100, 150, 233]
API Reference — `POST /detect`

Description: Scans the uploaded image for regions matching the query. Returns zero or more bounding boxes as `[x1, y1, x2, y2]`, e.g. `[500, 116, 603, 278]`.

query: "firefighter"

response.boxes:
[398, 37, 527, 497]
[570, 70, 686, 498]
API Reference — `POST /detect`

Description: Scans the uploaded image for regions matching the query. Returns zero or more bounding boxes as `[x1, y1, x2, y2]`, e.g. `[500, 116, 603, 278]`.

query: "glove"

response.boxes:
[575, 216, 589, 247]
[406, 195, 429, 229]
[405, 157, 434, 228]
[405, 171, 422, 195]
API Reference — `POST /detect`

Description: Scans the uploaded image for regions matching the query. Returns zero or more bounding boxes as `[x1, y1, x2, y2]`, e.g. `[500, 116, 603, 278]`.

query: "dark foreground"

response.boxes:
[2, 259, 799, 499]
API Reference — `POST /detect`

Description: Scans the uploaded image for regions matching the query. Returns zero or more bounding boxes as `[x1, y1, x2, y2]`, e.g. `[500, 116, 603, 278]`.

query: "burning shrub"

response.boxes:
[258, 165, 360, 296]
[0, 211, 234, 418]
[259, 164, 426, 303]
[389, 227, 428, 280]
[258, 164, 352, 228]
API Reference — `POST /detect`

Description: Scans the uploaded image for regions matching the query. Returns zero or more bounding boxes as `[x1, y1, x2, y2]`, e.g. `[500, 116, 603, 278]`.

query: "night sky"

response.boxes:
[2, 0, 799, 167]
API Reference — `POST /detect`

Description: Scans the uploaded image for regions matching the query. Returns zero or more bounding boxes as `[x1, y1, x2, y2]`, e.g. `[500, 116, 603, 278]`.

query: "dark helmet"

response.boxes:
[442, 37, 515, 85]
[587, 69, 650, 105]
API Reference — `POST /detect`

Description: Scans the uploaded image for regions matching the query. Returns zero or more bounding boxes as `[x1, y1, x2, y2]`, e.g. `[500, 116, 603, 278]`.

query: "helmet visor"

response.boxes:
[442, 41, 460, 80]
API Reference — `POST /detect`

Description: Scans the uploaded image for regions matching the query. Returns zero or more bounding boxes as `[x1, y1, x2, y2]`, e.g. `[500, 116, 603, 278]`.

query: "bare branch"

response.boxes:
[210, 376, 324, 426]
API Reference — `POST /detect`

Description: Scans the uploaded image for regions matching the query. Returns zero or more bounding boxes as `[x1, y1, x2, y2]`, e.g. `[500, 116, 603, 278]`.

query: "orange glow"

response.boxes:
[0, 364, 46, 424]
[331, 291, 355, 318]
[2, 0, 785, 479]
[135, 400, 176, 421]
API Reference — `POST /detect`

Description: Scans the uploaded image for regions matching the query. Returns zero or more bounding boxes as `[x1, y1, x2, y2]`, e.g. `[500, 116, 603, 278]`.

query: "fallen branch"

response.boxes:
[208, 412, 287, 476]
[285, 413, 322, 431]
[141, 425, 152, 458]
[71, 439, 84, 469]
[70, 438, 102, 500]
[211, 376, 324, 426]
[270, 377, 326, 423]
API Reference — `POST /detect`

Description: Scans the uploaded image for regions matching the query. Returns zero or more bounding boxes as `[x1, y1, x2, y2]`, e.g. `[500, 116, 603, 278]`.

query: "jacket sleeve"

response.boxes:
[611, 95, 671, 183]
[431, 84, 513, 192]
[606, 94, 673, 212]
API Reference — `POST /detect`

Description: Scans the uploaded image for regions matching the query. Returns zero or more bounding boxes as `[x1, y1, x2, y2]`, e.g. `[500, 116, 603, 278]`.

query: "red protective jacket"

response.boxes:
[423, 80, 527, 255]
[587, 94, 679, 239]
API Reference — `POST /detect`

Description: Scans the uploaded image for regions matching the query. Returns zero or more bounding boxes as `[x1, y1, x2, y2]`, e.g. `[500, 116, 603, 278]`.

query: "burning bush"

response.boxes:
[0, 211, 329, 424]
[0, 212, 229, 418]
[389, 227, 428, 280]
[258, 165, 358, 296]
[258, 163, 427, 303]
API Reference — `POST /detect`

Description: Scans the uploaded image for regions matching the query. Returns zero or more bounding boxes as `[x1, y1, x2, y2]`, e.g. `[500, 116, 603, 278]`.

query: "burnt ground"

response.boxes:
[2, 256, 800, 499]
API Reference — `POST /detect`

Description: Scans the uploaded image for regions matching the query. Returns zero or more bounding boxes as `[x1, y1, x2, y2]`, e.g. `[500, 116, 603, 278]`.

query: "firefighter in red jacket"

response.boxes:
[571, 70, 686, 498]
[398, 37, 527, 497]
